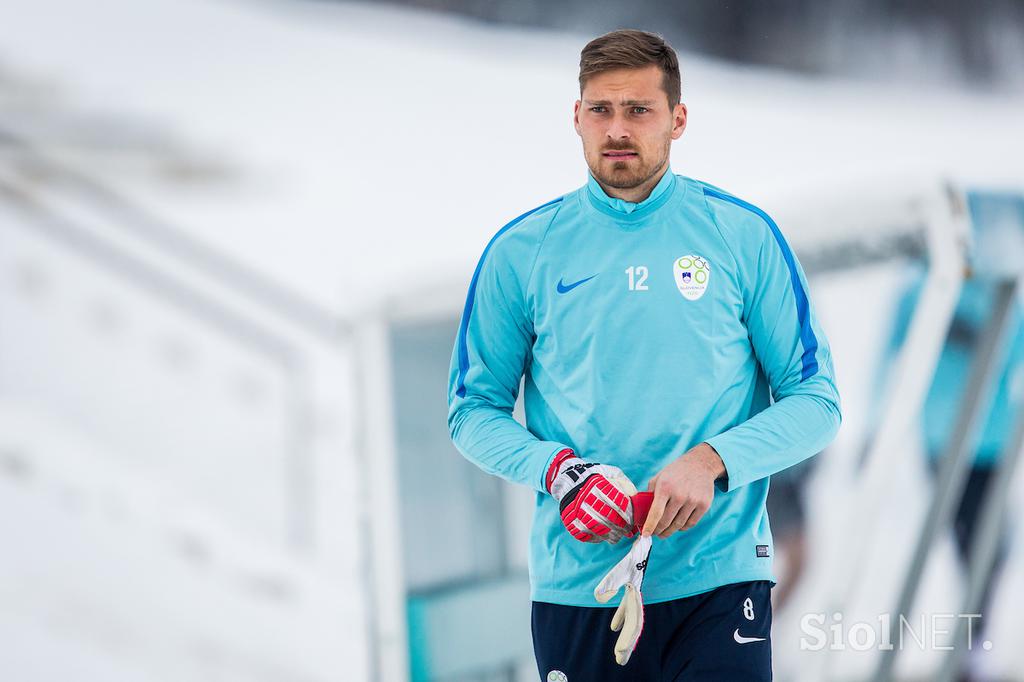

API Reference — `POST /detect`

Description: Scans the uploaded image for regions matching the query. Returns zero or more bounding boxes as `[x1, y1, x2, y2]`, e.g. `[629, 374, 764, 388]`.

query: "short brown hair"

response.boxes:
[579, 29, 681, 107]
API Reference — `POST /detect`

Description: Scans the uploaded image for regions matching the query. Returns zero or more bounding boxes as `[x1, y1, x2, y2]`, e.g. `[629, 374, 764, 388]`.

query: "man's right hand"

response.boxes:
[545, 448, 637, 543]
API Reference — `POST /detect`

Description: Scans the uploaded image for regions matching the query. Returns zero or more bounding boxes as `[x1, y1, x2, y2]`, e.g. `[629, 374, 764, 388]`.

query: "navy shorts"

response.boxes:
[532, 580, 773, 681]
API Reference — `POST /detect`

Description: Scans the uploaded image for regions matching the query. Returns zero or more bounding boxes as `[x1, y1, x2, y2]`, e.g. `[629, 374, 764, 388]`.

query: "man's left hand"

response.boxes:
[641, 442, 725, 539]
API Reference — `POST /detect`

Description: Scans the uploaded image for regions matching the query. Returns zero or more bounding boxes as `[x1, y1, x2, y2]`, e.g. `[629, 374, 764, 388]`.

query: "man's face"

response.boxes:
[574, 65, 687, 192]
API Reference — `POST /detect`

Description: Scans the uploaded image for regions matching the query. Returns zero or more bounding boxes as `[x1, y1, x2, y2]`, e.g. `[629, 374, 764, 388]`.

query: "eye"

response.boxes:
[632, 106, 649, 114]
[590, 106, 607, 113]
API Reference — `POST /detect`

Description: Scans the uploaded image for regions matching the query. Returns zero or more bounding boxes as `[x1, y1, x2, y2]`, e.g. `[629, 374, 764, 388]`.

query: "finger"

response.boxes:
[564, 516, 594, 542]
[610, 598, 626, 632]
[579, 507, 626, 543]
[610, 473, 638, 497]
[646, 474, 659, 492]
[681, 502, 708, 530]
[594, 478, 630, 519]
[579, 523, 603, 543]
[576, 508, 612, 537]
[658, 502, 696, 539]
[652, 497, 684, 537]
[613, 587, 642, 665]
[641, 488, 668, 537]
[563, 510, 597, 541]
[585, 481, 630, 531]
[598, 520, 622, 540]
[598, 524, 629, 544]
[587, 496, 628, 531]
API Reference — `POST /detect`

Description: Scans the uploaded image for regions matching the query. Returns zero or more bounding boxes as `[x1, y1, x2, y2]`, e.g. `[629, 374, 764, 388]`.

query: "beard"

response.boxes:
[587, 139, 670, 190]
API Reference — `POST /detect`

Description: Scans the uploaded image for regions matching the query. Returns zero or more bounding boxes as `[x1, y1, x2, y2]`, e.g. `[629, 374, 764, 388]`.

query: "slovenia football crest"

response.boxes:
[673, 254, 710, 301]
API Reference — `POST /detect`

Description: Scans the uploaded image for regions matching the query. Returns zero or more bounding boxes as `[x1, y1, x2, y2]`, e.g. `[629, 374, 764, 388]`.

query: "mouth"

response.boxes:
[602, 150, 638, 160]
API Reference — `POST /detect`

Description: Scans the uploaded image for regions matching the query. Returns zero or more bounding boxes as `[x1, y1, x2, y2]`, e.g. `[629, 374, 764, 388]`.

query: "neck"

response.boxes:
[594, 162, 669, 203]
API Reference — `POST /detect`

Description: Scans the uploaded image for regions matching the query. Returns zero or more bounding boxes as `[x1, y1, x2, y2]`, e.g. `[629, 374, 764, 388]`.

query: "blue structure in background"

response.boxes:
[885, 192, 1024, 466]
[880, 190, 1024, 658]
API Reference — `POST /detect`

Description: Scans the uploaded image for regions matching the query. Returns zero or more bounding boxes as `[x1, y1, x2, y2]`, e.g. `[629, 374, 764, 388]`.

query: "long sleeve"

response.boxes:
[447, 204, 569, 494]
[703, 193, 842, 491]
[443, 175, 840, 605]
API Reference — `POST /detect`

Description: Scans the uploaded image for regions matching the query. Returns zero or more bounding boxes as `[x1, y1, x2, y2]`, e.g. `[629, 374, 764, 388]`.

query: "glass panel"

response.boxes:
[390, 318, 507, 591]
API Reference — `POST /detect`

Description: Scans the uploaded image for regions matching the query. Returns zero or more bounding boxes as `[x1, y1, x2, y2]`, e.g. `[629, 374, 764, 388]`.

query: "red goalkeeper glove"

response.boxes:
[545, 448, 637, 543]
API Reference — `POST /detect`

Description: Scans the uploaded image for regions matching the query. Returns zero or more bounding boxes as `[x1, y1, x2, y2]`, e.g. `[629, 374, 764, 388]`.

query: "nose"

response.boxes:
[606, 110, 630, 141]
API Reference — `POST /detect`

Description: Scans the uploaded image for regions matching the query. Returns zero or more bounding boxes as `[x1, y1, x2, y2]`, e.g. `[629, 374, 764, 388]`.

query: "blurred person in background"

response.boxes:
[447, 28, 841, 680]
[881, 193, 1024, 682]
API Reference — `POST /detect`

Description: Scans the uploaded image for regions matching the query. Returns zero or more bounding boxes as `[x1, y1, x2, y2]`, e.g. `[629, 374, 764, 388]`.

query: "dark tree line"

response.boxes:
[352, 0, 1024, 90]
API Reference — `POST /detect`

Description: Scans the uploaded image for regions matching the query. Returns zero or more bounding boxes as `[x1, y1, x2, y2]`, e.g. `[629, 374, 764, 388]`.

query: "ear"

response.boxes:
[671, 102, 687, 140]
[573, 99, 583, 136]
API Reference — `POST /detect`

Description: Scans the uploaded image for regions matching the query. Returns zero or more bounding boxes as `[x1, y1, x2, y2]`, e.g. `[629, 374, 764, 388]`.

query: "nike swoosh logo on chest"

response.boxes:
[556, 274, 598, 294]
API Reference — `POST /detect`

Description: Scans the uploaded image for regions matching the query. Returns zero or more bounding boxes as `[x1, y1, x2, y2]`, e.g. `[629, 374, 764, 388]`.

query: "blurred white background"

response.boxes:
[1, 1, 1022, 680]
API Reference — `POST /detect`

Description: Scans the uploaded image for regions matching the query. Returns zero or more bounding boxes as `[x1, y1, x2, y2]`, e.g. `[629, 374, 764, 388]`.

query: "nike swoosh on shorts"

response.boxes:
[733, 629, 767, 644]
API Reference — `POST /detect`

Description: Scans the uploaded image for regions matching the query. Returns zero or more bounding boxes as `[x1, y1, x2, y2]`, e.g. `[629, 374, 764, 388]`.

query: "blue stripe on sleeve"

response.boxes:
[455, 197, 563, 398]
[702, 187, 819, 381]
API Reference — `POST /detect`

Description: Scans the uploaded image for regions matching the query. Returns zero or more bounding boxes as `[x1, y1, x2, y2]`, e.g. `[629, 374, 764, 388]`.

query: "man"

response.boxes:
[447, 29, 841, 681]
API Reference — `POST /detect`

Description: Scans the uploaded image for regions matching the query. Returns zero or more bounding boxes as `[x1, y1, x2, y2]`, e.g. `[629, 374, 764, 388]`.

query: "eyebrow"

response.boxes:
[584, 99, 657, 106]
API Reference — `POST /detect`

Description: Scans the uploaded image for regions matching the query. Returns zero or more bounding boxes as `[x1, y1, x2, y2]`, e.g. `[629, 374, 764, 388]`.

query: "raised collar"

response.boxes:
[586, 167, 676, 220]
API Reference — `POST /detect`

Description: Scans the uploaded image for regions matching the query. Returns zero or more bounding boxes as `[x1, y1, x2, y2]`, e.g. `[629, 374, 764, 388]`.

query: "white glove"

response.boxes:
[594, 533, 652, 665]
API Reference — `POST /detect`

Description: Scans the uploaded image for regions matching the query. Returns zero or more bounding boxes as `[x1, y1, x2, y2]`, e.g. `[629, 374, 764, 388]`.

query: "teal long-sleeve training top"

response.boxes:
[447, 169, 842, 606]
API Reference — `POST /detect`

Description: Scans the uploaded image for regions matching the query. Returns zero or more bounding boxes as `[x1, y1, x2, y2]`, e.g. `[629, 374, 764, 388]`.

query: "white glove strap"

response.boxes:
[549, 458, 635, 502]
